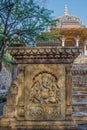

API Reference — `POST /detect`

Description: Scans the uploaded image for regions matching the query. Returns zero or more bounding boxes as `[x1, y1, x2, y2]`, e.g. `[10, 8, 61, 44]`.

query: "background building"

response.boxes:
[37, 5, 87, 55]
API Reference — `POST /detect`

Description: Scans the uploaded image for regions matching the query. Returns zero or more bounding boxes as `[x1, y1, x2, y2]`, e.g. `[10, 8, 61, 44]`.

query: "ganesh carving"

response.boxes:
[30, 72, 60, 104]
[25, 70, 64, 120]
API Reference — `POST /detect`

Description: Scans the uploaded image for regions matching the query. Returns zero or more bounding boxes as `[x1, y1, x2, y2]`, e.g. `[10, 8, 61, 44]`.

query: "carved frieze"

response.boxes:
[8, 47, 82, 64]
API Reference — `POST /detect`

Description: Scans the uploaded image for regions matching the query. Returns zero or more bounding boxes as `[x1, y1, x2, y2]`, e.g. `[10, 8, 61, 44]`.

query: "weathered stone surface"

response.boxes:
[0, 125, 87, 130]
[0, 66, 12, 89]
[23, 64, 65, 121]
[0, 126, 11, 130]
[0, 46, 81, 130]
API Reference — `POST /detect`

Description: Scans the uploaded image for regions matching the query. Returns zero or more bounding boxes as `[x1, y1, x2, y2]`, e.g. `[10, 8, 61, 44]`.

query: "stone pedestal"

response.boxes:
[0, 47, 82, 129]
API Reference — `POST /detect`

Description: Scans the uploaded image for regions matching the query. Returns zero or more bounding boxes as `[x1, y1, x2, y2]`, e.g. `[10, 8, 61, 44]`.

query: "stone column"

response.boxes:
[75, 35, 80, 47]
[61, 36, 66, 47]
[84, 39, 87, 55]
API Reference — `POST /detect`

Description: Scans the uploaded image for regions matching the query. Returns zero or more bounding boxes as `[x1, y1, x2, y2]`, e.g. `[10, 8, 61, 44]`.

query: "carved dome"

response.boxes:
[53, 5, 85, 28]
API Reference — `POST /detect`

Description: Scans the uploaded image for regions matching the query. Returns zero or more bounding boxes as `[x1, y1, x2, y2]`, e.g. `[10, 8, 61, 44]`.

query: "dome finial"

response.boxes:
[64, 4, 68, 15]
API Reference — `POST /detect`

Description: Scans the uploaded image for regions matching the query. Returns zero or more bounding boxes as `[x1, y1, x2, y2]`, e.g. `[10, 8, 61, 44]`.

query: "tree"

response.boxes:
[36, 31, 60, 42]
[0, 0, 53, 70]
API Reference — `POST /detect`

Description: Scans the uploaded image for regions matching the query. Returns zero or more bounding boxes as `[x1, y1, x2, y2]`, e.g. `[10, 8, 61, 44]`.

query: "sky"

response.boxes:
[46, 0, 87, 26]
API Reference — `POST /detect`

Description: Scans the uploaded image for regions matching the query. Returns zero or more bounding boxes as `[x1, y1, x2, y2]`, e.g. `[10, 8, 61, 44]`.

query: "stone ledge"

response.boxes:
[8, 47, 82, 64]
[0, 120, 78, 130]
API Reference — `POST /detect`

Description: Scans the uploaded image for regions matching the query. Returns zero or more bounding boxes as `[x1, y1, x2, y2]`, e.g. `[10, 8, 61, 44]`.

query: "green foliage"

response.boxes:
[37, 32, 60, 42]
[0, 0, 53, 47]
[2, 53, 12, 70]
[0, 0, 53, 70]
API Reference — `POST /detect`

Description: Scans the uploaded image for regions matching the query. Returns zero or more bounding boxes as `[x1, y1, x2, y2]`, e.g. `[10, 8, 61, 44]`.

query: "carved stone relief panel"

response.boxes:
[30, 72, 60, 104]
[24, 64, 65, 120]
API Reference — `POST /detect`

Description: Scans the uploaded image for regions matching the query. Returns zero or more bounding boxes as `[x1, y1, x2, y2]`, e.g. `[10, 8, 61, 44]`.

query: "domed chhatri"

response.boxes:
[37, 5, 87, 54]
[54, 5, 85, 28]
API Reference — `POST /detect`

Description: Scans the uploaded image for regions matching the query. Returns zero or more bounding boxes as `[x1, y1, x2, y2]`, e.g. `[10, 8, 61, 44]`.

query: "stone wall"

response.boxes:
[0, 66, 12, 89]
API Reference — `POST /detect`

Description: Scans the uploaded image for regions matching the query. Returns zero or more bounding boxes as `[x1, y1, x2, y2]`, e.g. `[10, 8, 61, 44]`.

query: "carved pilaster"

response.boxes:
[65, 65, 72, 119]
[17, 65, 25, 120]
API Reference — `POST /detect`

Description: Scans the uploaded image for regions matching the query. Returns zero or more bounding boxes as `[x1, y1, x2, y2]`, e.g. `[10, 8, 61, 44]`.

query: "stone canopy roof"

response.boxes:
[53, 5, 85, 28]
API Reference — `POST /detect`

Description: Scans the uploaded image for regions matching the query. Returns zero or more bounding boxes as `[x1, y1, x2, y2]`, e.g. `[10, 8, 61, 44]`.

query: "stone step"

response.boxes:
[72, 83, 87, 88]
[73, 107, 87, 113]
[72, 91, 87, 95]
[72, 93, 87, 96]
[72, 112, 87, 117]
[72, 102, 87, 112]
[73, 98, 87, 103]
[73, 102, 87, 105]
[72, 79, 87, 84]
[72, 94, 87, 102]
[72, 87, 87, 94]
[73, 94, 87, 96]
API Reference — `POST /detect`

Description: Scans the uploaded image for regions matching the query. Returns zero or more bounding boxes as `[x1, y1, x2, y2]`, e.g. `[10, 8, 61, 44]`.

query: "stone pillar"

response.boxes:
[75, 35, 80, 47]
[61, 36, 66, 47]
[84, 39, 87, 55]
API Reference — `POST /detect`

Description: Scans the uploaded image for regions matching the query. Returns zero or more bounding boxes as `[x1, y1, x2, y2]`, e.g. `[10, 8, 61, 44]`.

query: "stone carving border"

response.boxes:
[8, 47, 82, 64]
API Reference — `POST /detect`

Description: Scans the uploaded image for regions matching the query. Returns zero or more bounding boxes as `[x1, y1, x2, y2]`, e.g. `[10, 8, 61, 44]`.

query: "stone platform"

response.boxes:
[0, 46, 82, 130]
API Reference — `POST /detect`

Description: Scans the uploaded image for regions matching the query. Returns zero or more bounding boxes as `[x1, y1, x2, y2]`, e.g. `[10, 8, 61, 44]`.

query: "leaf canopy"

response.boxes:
[0, 0, 53, 52]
